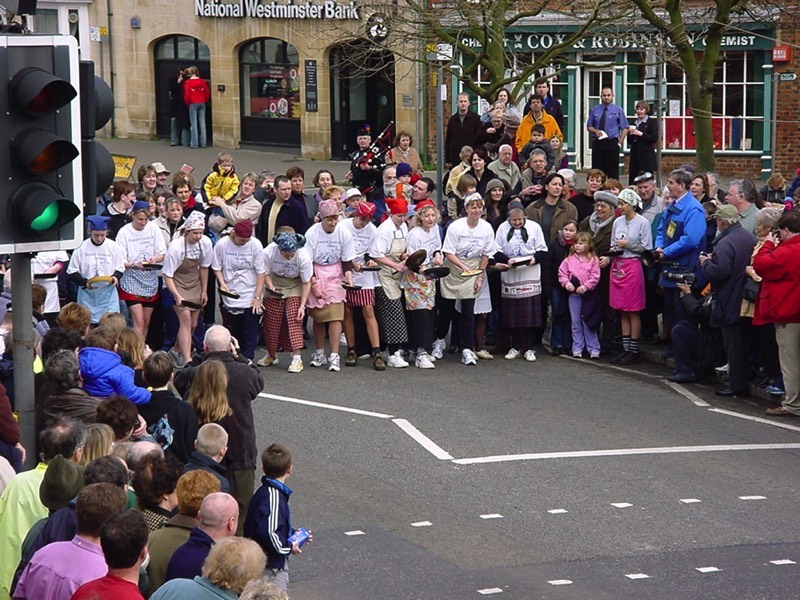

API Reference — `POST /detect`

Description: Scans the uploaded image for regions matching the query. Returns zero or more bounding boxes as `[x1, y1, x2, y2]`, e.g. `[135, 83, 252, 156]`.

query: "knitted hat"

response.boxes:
[396, 163, 413, 178]
[40, 455, 85, 512]
[414, 199, 437, 213]
[486, 179, 505, 193]
[233, 220, 253, 239]
[593, 190, 618, 207]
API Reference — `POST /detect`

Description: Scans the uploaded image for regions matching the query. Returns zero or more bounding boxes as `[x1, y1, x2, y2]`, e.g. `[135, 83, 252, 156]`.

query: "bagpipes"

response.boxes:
[353, 121, 394, 170]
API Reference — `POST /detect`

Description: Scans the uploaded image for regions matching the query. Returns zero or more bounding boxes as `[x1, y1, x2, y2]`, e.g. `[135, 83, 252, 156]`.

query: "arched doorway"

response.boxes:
[329, 42, 395, 160]
[154, 36, 211, 143]
[239, 38, 301, 147]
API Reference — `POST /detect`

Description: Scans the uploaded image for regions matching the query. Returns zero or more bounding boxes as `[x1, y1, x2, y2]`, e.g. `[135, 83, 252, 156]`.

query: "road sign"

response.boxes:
[779, 72, 797, 82]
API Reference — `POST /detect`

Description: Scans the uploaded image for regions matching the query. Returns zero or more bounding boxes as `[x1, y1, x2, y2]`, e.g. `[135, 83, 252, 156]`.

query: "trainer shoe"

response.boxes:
[257, 354, 277, 367]
[345, 350, 358, 367]
[715, 363, 729, 374]
[475, 349, 494, 360]
[461, 349, 477, 366]
[168, 349, 185, 369]
[310, 350, 328, 367]
[387, 350, 409, 368]
[415, 353, 435, 369]
[505, 348, 520, 360]
[431, 338, 446, 360]
[288, 356, 303, 373]
[328, 353, 340, 372]
[373, 354, 386, 371]
[524, 350, 537, 362]
[339, 333, 347, 346]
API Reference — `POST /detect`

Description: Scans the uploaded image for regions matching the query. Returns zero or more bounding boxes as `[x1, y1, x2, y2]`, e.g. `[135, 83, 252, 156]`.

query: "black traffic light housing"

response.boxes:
[80, 60, 114, 216]
[0, 34, 83, 253]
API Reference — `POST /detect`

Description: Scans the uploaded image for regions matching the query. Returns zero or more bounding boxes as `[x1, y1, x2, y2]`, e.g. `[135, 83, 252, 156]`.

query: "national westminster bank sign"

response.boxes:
[195, 0, 361, 19]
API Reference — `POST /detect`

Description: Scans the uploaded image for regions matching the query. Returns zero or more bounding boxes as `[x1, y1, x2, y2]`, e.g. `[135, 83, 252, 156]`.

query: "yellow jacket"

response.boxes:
[204, 165, 240, 203]
[515, 110, 562, 153]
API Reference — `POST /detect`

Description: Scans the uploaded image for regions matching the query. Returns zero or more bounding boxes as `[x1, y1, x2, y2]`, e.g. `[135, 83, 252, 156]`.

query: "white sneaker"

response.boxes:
[715, 363, 729, 374]
[310, 350, 328, 367]
[328, 353, 340, 372]
[387, 350, 409, 368]
[432, 338, 446, 360]
[475, 349, 494, 360]
[462, 349, 477, 365]
[288, 356, 303, 373]
[505, 348, 520, 360]
[415, 353, 435, 369]
[524, 350, 537, 362]
[257, 354, 278, 367]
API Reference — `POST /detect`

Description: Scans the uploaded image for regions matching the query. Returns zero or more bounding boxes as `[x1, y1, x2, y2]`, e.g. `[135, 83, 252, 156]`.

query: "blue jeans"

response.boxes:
[188, 102, 206, 148]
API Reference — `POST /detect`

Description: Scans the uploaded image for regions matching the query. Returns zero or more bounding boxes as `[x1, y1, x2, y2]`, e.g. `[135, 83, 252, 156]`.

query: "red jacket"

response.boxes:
[183, 76, 210, 106]
[752, 234, 800, 325]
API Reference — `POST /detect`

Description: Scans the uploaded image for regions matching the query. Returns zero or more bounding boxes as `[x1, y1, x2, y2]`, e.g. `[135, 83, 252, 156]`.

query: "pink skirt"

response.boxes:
[609, 257, 645, 311]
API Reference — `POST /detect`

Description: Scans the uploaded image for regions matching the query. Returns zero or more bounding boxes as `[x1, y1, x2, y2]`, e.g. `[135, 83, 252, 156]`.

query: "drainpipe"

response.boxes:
[106, 0, 116, 135]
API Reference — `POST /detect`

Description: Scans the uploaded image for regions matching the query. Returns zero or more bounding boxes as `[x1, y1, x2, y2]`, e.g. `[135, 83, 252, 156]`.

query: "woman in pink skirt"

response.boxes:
[609, 188, 653, 364]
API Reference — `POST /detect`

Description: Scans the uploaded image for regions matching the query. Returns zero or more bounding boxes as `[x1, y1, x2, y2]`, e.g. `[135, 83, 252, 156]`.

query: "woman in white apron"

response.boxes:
[439, 193, 497, 366]
[162, 211, 213, 365]
[370, 196, 411, 368]
[66, 216, 126, 324]
[30, 250, 69, 324]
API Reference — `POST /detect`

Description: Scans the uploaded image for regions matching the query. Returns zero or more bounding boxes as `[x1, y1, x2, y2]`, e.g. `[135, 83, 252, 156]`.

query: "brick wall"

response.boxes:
[773, 12, 800, 178]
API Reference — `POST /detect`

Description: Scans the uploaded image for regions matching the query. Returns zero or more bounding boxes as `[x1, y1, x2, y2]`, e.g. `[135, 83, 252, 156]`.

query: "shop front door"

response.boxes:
[581, 67, 615, 170]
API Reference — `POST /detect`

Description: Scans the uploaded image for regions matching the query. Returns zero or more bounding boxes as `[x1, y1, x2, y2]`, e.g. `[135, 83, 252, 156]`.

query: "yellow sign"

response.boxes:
[99, 26, 108, 36]
[112, 154, 136, 180]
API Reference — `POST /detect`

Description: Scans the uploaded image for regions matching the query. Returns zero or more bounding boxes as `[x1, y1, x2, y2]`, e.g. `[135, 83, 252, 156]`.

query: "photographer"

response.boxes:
[700, 205, 757, 397]
[667, 282, 724, 384]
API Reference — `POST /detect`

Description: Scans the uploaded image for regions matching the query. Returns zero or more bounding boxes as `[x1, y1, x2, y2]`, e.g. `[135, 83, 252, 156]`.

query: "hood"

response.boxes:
[79, 346, 122, 380]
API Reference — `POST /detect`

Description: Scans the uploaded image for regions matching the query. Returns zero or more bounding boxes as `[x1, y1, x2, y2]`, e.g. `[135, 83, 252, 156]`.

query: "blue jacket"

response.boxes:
[79, 347, 151, 405]
[244, 477, 293, 570]
[655, 191, 706, 288]
[165, 527, 215, 583]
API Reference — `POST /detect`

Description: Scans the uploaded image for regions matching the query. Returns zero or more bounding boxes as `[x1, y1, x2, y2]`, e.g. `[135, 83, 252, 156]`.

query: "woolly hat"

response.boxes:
[396, 163, 413, 178]
[40, 455, 85, 512]
[593, 190, 618, 207]
[486, 179, 506, 193]
[233, 220, 253, 239]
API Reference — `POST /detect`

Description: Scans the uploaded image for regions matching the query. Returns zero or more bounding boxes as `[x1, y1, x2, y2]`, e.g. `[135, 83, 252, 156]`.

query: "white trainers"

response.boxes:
[432, 338, 446, 360]
[415, 353, 435, 369]
[288, 356, 303, 373]
[475, 349, 493, 360]
[257, 354, 278, 367]
[387, 350, 409, 368]
[310, 350, 328, 367]
[328, 353, 340, 372]
[715, 363, 729, 374]
[339, 333, 347, 346]
[461, 349, 477, 365]
[505, 348, 520, 360]
[524, 350, 537, 362]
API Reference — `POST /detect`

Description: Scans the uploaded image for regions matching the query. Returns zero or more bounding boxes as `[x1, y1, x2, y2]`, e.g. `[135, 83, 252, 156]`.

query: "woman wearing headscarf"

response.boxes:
[259, 230, 312, 373]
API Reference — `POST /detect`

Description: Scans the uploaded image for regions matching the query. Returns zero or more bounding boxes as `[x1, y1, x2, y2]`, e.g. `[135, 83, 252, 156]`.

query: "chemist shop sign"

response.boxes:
[195, 0, 361, 19]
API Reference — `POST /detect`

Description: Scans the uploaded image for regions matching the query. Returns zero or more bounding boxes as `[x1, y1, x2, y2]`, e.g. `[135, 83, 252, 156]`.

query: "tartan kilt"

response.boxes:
[502, 295, 542, 329]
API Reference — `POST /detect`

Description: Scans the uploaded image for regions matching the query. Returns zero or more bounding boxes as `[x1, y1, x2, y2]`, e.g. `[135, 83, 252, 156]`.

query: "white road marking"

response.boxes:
[411, 521, 432, 527]
[695, 566, 721, 573]
[452, 443, 800, 465]
[679, 498, 702, 504]
[258, 393, 394, 419]
[477, 588, 504, 595]
[739, 495, 767, 500]
[662, 381, 712, 407]
[392, 419, 453, 460]
[625, 573, 650, 580]
[480, 513, 504, 519]
[547, 579, 573, 586]
[548, 509, 568, 514]
[611, 502, 633, 508]
[707, 407, 800, 432]
[770, 559, 796, 565]
[344, 530, 365, 536]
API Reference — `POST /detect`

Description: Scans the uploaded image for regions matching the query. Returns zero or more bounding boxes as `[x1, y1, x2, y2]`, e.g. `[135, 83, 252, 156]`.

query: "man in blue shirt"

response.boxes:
[586, 87, 628, 180]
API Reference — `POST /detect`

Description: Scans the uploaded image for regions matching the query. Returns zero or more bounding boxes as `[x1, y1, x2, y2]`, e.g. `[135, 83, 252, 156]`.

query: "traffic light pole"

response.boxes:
[10, 253, 36, 469]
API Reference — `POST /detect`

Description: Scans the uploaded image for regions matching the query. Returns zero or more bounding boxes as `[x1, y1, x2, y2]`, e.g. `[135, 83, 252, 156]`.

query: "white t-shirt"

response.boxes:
[340, 218, 378, 289]
[116, 221, 167, 263]
[162, 235, 213, 277]
[369, 219, 408, 258]
[31, 250, 69, 314]
[212, 236, 266, 308]
[305, 222, 357, 265]
[442, 218, 496, 260]
[262, 244, 314, 282]
[405, 226, 442, 268]
[67, 238, 126, 280]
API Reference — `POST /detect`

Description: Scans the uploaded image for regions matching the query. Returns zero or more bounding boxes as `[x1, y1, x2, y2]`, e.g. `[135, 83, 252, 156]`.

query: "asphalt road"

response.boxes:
[248, 349, 800, 599]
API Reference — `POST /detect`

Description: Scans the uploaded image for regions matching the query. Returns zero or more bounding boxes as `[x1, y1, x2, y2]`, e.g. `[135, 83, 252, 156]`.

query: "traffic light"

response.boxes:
[80, 60, 115, 216]
[0, 35, 83, 254]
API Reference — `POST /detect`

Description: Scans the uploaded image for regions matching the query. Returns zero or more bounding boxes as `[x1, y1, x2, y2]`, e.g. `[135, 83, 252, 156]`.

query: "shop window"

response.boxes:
[240, 38, 300, 121]
[31, 8, 58, 34]
[156, 36, 209, 61]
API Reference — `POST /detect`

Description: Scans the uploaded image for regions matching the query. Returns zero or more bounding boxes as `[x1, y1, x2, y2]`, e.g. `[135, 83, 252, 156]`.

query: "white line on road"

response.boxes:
[707, 407, 800, 432]
[411, 521, 432, 527]
[479, 513, 504, 519]
[695, 566, 721, 573]
[452, 443, 800, 465]
[477, 588, 504, 595]
[344, 530, 365, 536]
[625, 573, 650, 580]
[679, 498, 702, 504]
[739, 495, 767, 500]
[547, 509, 568, 514]
[611, 502, 633, 508]
[547, 579, 573, 586]
[662, 381, 712, 407]
[770, 559, 796, 565]
[258, 393, 394, 419]
[392, 419, 453, 460]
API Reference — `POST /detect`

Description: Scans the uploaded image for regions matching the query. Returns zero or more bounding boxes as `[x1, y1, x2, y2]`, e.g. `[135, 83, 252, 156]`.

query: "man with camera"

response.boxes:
[699, 205, 757, 397]
[653, 169, 706, 341]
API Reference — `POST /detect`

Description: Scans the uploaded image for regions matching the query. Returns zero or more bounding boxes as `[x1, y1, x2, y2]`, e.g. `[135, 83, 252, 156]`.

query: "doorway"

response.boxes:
[329, 43, 395, 160]
[581, 67, 615, 170]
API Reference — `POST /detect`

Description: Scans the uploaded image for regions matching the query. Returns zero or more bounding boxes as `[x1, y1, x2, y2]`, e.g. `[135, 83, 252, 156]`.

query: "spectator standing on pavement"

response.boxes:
[535, 79, 565, 131]
[627, 101, 659, 186]
[184, 423, 231, 493]
[445, 93, 482, 168]
[515, 94, 562, 154]
[183, 66, 210, 149]
[724, 178, 760, 235]
[586, 87, 628, 181]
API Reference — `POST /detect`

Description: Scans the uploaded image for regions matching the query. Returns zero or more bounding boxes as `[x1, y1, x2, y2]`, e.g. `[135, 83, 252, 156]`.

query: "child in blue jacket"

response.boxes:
[78, 325, 151, 405]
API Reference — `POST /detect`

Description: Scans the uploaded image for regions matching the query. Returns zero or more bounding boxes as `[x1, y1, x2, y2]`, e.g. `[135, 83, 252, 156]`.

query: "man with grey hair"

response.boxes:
[42, 350, 102, 426]
[174, 325, 262, 532]
[519, 149, 549, 206]
[725, 178, 759, 235]
[699, 204, 757, 398]
[489, 144, 521, 190]
[164, 491, 239, 583]
[184, 423, 231, 493]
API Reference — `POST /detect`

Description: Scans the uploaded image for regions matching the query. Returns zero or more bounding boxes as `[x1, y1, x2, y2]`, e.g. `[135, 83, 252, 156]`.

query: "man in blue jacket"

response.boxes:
[654, 169, 706, 339]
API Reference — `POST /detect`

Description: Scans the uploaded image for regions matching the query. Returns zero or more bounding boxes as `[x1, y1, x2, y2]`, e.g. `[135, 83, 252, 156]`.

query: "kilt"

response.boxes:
[502, 295, 543, 329]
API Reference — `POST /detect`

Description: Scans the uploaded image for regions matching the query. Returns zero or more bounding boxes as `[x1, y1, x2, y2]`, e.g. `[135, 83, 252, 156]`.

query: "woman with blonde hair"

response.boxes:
[185, 360, 232, 425]
[79, 423, 115, 465]
[116, 326, 150, 385]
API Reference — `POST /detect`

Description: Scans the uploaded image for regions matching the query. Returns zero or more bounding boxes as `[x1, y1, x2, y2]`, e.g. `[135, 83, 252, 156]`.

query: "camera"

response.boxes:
[663, 268, 695, 285]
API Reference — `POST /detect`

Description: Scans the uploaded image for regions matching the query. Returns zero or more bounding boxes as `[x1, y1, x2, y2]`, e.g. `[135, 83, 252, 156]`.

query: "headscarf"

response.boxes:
[318, 200, 339, 218]
[617, 188, 642, 210]
[386, 197, 408, 215]
[181, 211, 206, 233]
[354, 202, 376, 219]
[273, 232, 306, 252]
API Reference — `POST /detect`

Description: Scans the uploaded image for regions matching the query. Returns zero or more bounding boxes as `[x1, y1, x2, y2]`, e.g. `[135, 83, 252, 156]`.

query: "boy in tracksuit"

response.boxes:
[244, 442, 310, 593]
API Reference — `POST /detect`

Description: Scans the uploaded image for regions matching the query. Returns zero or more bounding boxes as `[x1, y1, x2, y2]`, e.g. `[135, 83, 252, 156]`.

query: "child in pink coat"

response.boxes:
[558, 232, 601, 358]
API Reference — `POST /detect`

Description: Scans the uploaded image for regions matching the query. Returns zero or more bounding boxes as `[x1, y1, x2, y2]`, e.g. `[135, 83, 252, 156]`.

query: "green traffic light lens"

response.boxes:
[31, 202, 60, 231]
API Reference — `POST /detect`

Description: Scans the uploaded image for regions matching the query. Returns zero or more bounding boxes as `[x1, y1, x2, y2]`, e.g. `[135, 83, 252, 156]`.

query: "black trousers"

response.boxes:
[722, 320, 749, 394]
[591, 138, 620, 180]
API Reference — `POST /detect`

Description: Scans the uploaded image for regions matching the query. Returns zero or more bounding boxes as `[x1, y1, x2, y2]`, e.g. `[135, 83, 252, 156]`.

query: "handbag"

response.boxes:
[742, 277, 761, 303]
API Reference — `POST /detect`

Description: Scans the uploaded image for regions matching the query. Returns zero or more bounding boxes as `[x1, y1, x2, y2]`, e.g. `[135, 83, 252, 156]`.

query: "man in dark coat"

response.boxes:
[700, 204, 757, 397]
[42, 350, 102, 427]
[445, 93, 482, 168]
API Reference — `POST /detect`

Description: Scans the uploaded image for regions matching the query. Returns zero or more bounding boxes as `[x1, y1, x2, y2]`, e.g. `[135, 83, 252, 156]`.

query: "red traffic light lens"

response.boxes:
[10, 67, 77, 117]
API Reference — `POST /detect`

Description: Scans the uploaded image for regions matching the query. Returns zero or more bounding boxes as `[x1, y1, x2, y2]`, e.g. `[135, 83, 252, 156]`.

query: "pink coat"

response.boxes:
[558, 253, 600, 291]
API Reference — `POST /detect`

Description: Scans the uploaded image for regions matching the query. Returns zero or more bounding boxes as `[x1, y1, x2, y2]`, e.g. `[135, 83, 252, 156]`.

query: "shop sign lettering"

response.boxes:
[195, 0, 361, 20]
